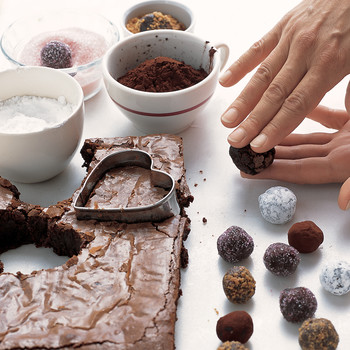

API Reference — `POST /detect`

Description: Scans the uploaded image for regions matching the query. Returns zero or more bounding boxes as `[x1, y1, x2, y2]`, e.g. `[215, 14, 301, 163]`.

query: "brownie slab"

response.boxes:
[0, 134, 192, 349]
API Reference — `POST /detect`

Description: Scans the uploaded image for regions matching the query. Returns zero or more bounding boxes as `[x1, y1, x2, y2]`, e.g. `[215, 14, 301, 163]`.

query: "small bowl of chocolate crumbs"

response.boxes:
[122, 0, 194, 36]
[102, 30, 229, 134]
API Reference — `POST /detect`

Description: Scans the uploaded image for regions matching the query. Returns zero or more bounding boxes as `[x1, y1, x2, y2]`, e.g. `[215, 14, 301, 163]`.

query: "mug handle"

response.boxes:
[214, 42, 230, 71]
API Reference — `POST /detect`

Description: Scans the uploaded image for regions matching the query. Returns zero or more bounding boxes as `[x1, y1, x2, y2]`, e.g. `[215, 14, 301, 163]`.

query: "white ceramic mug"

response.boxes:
[103, 30, 229, 134]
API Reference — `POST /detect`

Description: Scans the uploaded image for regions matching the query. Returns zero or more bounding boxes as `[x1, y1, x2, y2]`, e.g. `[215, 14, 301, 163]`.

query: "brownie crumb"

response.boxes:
[126, 11, 185, 34]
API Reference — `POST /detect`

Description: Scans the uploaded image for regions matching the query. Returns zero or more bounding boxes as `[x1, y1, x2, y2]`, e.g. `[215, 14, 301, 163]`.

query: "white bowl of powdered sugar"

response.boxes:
[0, 66, 84, 183]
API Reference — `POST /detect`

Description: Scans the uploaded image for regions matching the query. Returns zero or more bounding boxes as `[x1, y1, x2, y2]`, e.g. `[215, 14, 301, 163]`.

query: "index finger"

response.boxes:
[219, 28, 281, 87]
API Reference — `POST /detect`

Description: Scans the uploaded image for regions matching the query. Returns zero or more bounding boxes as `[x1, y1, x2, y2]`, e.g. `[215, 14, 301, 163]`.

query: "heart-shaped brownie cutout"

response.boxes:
[74, 150, 180, 223]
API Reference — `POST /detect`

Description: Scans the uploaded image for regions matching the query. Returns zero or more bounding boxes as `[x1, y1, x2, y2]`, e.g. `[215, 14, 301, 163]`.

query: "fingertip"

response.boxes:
[219, 69, 233, 86]
[250, 134, 267, 150]
[227, 127, 247, 146]
[338, 177, 350, 210]
[221, 108, 239, 126]
[250, 133, 278, 153]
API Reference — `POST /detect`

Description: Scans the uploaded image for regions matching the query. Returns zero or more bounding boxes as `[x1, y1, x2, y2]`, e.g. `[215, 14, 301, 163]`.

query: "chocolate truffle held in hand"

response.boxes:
[229, 144, 275, 175]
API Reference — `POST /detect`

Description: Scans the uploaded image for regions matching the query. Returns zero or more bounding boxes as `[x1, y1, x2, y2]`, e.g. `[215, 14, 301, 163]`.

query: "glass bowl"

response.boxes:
[0, 11, 119, 100]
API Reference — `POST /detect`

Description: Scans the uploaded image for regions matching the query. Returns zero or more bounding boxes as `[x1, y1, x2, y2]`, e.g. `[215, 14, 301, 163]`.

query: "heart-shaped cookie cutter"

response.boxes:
[73, 149, 180, 223]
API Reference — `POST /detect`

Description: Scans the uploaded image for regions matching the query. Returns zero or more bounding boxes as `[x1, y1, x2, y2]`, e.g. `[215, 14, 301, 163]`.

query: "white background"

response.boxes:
[1, 0, 350, 349]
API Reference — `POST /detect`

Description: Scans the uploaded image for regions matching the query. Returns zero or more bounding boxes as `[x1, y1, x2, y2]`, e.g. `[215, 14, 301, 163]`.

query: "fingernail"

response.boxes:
[219, 70, 232, 84]
[346, 201, 350, 210]
[250, 134, 267, 149]
[222, 108, 239, 124]
[228, 128, 247, 143]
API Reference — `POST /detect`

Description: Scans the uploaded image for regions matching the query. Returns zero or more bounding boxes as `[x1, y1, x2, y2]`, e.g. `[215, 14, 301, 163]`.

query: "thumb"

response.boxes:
[338, 177, 350, 210]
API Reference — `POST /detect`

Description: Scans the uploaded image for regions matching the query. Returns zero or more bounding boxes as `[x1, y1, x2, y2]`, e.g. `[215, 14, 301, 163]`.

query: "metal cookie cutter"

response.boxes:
[73, 149, 180, 223]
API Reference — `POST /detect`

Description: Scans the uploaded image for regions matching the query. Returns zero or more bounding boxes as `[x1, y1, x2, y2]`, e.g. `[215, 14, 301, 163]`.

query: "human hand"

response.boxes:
[240, 105, 350, 209]
[220, 0, 350, 153]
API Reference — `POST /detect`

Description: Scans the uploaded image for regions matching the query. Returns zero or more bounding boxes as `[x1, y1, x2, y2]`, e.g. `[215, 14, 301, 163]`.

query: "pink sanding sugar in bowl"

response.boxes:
[19, 28, 108, 99]
[1, 11, 119, 100]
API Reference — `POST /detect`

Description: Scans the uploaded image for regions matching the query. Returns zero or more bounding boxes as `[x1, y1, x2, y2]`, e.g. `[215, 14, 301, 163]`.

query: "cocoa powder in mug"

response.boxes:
[117, 56, 208, 92]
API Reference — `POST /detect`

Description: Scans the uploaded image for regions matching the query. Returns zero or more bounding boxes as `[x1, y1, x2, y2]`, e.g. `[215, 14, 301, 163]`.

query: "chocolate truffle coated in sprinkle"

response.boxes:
[288, 220, 324, 253]
[279, 287, 317, 323]
[40, 40, 72, 69]
[258, 186, 297, 224]
[319, 261, 350, 295]
[263, 242, 300, 276]
[229, 144, 275, 175]
[299, 318, 339, 350]
[223, 266, 256, 304]
[217, 226, 254, 263]
[216, 311, 253, 343]
[217, 341, 249, 350]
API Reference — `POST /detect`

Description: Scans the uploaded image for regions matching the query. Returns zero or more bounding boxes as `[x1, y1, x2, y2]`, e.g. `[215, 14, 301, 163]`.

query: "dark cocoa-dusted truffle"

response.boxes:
[288, 220, 324, 253]
[279, 287, 317, 323]
[229, 144, 275, 175]
[263, 242, 300, 276]
[217, 226, 254, 263]
[216, 310, 253, 343]
[223, 266, 256, 304]
[217, 341, 249, 350]
[299, 318, 339, 350]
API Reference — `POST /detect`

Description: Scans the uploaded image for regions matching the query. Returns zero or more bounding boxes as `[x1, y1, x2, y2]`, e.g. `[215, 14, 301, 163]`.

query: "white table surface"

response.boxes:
[1, 1, 350, 349]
